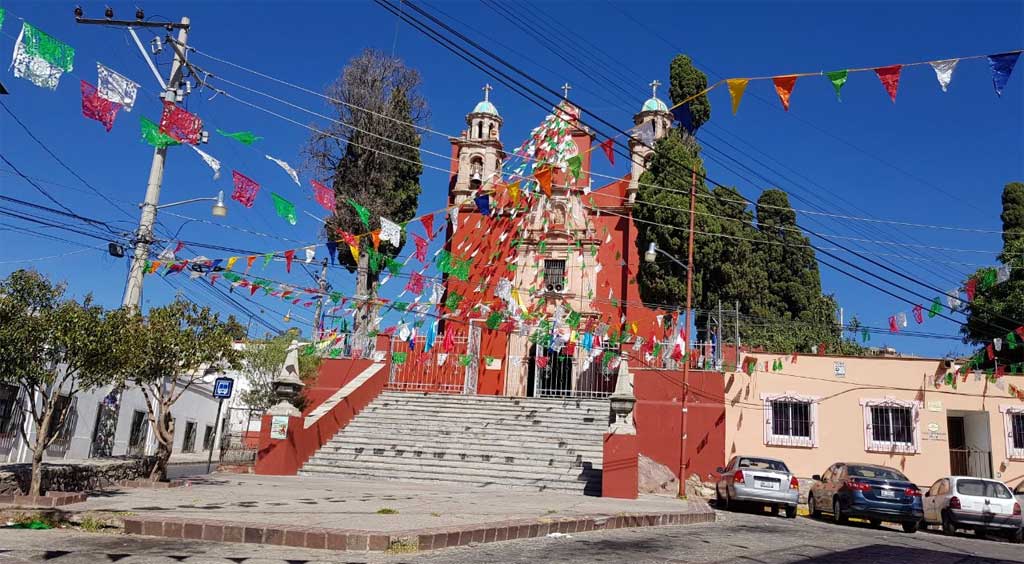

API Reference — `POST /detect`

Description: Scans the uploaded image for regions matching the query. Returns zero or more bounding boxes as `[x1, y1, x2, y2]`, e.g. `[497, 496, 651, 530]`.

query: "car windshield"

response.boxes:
[737, 458, 788, 472]
[846, 465, 907, 481]
[957, 479, 1012, 499]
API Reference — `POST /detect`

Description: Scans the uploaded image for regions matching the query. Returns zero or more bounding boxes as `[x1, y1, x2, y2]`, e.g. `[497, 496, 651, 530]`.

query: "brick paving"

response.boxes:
[0, 491, 87, 507]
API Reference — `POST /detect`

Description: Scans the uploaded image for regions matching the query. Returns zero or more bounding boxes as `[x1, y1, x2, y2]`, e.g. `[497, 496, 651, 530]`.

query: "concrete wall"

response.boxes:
[724, 354, 1024, 488]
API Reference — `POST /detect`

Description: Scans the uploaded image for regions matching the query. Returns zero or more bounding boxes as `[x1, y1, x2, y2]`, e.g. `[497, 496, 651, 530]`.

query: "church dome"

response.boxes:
[472, 100, 499, 116]
[641, 96, 669, 113]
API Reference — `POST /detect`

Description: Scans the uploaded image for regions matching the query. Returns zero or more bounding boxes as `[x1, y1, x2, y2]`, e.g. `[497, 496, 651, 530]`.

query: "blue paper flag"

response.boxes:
[671, 103, 695, 135]
[325, 240, 338, 264]
[474, 194, 491, 216]
[988, 51, 1020, 97]
[425, 320, 438, 352]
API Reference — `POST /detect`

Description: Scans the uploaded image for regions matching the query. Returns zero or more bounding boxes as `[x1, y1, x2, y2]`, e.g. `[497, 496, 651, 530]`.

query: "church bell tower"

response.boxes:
[450, 84, 505, 206]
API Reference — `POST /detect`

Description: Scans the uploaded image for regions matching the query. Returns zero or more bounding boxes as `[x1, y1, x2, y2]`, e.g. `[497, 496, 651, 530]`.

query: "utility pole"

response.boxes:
[312, 258, 330, 341]
[734, 300, 740, 369]
[717, 300, 723, 370]
[77, 11, 192, 308]
[678, 169, 696, 497]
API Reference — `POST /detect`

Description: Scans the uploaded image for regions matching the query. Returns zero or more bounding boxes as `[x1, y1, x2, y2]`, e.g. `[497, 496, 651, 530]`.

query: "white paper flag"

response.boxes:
[265, 155, 300, 186]
[994, 337, 1003, 352]
[897, 312, 908, 328]
[11, 25, 66, 90]
[97, 62, 139, 111]
[380, 217, 402, 247]
[190, 146, 221, 180]
[929, 59, 959, 93]
[450, 208, 459, 234]
[946, 289, 962, 311]
[304, 245, 316, 263]
[997, 265, 1011, 283]
[437, 353, 448, 366]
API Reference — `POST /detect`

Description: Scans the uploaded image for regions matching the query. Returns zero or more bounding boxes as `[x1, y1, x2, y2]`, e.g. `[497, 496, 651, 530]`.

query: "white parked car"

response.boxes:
[922, 476, 1022, 543]
[1015, 480, 1024, 507]
[715, 455, 799, 518]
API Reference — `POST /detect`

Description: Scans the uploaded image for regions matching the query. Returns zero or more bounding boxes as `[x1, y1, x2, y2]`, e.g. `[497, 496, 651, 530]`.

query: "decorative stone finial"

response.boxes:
[269, 339, 304, 417]
[608, 360, 636, 435]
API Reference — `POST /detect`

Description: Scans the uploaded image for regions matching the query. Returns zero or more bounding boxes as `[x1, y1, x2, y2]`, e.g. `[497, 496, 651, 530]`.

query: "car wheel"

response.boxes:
[832, 498, 847, 524]
[785, 505, 797, 519]
[869, 519, 882, 528]
[941, 511, 956, 535]
[715, 487, 724, 509]
[808, 494, 821, 519]
[902, 521, 918, 534]
[1006, 528, 1023, 544]
[975, 527, 987, 539]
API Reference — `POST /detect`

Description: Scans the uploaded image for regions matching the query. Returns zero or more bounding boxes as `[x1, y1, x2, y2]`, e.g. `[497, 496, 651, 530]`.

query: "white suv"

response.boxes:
[922, 476, 1022, 543]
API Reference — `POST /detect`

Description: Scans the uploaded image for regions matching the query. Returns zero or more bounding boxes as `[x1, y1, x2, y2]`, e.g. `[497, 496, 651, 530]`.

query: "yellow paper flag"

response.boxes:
[727, 78, 749, 115]
[508, 181, 520, 205]
[349, 235, 360, 262]
[225, 256, 238, 271]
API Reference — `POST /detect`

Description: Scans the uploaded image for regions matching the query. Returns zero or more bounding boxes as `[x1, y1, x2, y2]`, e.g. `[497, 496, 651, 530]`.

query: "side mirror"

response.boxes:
[812, 474, 822, 482]
[715, 467, 725, 474]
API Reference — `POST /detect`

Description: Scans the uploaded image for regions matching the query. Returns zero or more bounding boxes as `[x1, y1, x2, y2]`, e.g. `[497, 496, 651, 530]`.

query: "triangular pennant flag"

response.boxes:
[216, 129, 262, 145]
[726, 78, 749, 114]
[348, 199, 370, 228]
[348, 237, 360, 263]
[670, 103, 694, 134]
[874, 65, 902, 103]
[987, 52, 1020, 96]
[474, 194, 491, 216]
[283, 250, 295, 272]
[190, 146, 221, 180]
[265, 155, 300, 186]
[80, 80, 121, 132]
[231, 170, 260, 208]
[534, 166, 553, 197]
[370, 230, 381, 251]
[420, 214, 435, 239]
[929, 59, 959, 92]
[270, 192, 297, 225]
[600, 138, 615, 165]
[772, 75, 798, 111]
[507, 182, 520, 205]
[825, 70, 848, 101]
[567, 155, 582, 180]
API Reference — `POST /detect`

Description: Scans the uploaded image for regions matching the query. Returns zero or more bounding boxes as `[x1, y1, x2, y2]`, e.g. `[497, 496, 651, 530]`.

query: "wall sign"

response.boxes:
[833, 361, 846, 377]
[213, 376, 234, 399]
[927, 400, 943, 412]
[269, 415, 289, 440]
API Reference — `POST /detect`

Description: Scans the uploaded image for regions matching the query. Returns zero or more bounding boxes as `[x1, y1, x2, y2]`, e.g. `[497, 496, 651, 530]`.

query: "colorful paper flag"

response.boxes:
[283, 249, 295, 272]
[987, 52, 1020, 97]
[159, 101, 203, 144]
[671, 103, 694, 134]
[349, 199, 370, 227]
[217, 129, 262, 145]
[309, 179, 335, 211]
[726, 78, 749, 114]
[96, 62, 138, 111]
[380, 217, 402, 247]
[190, 146, 221, 180]
[772, 75, 798, 111]
[11, 22, 74, 90]
[270, 193, 296, 224]
[567, 155, 582, 180]
[265, 155, 300, 186]
[420, 213, 435, 239]
[600, 138, 615, 165]
[474, 194, 491, 216]
[534, 166, 553, 197]
[929, 59, 958, 92]
[140, 116, 180, 148]
[80, 80, 121, 132]
[874, 65, 902, 103]
[412, 233, 428, 262]
[825, 70, 848, 101]
[231, 170, 260, 208]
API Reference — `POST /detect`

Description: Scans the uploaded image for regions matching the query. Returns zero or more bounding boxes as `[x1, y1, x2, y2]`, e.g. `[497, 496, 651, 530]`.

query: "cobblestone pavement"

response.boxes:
[1, 506, 1022, 563]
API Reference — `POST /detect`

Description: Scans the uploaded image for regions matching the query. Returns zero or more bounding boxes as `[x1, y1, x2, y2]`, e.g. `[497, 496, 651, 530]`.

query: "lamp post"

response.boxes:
[645, 240, 693, 497]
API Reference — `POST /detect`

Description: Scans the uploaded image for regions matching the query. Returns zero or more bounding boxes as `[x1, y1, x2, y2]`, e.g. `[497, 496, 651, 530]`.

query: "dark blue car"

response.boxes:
[807, 462, 923, 533]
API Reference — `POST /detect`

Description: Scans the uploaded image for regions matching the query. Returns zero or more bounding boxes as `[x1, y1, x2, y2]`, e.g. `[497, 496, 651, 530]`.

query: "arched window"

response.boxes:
[476, 121, 483, 139]
[488, 123, 494, 139]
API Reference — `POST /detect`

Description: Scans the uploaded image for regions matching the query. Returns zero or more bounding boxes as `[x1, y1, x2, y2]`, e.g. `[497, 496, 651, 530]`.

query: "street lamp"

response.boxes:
[644, 242, 688, 270]
[155, 190, 227, 217]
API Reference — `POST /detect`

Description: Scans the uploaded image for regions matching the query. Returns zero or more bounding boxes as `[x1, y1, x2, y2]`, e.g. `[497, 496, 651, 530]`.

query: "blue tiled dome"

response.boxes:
[641, 97, 669, 112]
[473, 100, 499, 116]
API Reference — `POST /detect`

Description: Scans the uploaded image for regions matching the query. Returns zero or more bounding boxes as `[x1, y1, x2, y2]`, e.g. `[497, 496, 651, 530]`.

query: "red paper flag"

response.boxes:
[158, 100, 203, 144]
[772, 75, 798, 111]
[818, 343, 827, 356]
[600, 138, 615, 165]
[311, 179, 335, 211]
[443, 329, 455, 353]
[405, 272, 425, 295]
[231, 170, 260, 208]
[1016, 326, 1024, 340]
[791, 352, 798, 364]
[534, 166, 553, 197]
[173, 241, 186, 254]
[284, 249, 295, 272]
[874, 65, 902, 103]
[889, 316, 899, 333]
[986, 343, 995, 360]
[537, 356, 549, 369]
[80, 80, 121, 132]
[336, 230, 358, 247]
[965, 278, 977, 301]
[912, 304, 924, 324]
[413, 233, 428, 262]
[245, 255, 256, 273]
[420, 214, 435, 239]
[249, 284, 259, 296]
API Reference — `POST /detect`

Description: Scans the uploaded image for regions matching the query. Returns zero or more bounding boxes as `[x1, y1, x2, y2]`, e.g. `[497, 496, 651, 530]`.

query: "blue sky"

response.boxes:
[0, 0, 1021, 357]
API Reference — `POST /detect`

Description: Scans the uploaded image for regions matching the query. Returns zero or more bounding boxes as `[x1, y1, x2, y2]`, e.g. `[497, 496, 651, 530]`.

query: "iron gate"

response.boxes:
[531, 343, 618, 399]
[387, 331, 473, 394]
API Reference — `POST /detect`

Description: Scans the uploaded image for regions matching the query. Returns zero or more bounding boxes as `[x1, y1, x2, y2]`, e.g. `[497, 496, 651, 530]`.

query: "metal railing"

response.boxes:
[386, 333, 472, 394]
[949, 448, 993, 479]
[532, 343, 619, 399]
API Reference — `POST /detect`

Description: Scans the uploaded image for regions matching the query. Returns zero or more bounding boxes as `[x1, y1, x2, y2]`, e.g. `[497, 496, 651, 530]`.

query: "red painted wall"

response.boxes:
[255, 357, 386, 475]
[633, 368, 726, 483]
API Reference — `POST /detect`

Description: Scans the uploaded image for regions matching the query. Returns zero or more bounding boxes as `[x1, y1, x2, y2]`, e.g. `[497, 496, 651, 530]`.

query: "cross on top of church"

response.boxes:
[561, 82, 572, 99]
[649, 79, 661, 98]
[482, 83, 492, 102]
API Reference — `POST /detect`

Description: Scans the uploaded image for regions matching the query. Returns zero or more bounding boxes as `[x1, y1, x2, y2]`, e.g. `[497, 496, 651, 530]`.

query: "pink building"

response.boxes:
[724, 353, 1024, 488]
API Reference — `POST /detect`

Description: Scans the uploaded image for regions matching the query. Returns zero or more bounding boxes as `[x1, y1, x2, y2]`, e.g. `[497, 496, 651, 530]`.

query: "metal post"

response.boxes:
[206, 397, 223, 474]
[734, 300, 741, 369]
[121, 18, 190, 308]
[717, 300, 723, 369]
[312, 258, 329, 340]
[678, 169, 696, 497]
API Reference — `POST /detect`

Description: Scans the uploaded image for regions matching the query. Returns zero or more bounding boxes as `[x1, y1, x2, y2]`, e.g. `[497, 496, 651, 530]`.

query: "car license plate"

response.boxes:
[755, 480, 778, 490]
[879, 489, 895, 499]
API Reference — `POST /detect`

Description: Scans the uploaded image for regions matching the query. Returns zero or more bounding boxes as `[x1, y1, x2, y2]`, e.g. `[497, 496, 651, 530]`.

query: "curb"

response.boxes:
[123, 509, 715, 552]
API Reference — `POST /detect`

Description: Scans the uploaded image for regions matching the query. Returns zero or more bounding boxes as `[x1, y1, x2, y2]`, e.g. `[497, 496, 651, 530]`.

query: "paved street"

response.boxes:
[1, 506, 1021, 563]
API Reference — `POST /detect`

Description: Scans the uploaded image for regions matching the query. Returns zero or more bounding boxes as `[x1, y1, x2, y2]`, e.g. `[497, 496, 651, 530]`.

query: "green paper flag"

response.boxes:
[270, 192, 297, 225]
[435, 249, 452, 273]
[825, 70, 848, 100]
[1007, 331, 1019, 350]
[216, 129, 263, 145]
[348, 199, 370, 228]
[566, 311, 581, 329]
[451, 258, 471, 281]
[393, 301, 408, 312]
[0, 9, 5, 31]
[567, 155, 582, 179]
[458, 354, 472, 367]
[392, 351, 407, 364]
[330, 348, 341, 358]
[386, 257, 402, 276]
[861, 328, 870, 342]
[928, 298, 942, 318]
[445, 292, 464, 311]
[21, 22, 75, 71]
[140, 117, 180, 148]
[980, 268, 997, 289]
[486, 311, 503, 330]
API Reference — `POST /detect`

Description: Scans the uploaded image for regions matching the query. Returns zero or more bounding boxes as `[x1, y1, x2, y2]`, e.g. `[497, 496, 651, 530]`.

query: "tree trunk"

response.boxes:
[352, 251, 379, 354]
[147, 410, 174, 482]
[28, 406, 55, 496]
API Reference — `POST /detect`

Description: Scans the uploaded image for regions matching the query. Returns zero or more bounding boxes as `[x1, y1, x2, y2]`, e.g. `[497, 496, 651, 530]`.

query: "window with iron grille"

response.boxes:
[543, 259, 565, 290]
[182, 421, 197, 453]
[127, 410, 148, 456]
[763, 393, 817, 447]
[203, 425, 215, 451]
[862, 400, 919, 453]
[0, 384, 20, 436]
[1011, 412, 1024, 451]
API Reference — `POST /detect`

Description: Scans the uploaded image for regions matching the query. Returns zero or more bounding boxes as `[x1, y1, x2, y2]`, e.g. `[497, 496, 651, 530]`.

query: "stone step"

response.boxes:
[314, 444, 600, 467]
[363, 403, 608, 421]
[306, 453, 599, 477]
[301, 459, 602, 489]
[299, 466, 601, 495]
[339, 423, 604, 443]
[377, 392, 608, 409]
[328, 431, 602, 453]
[321, 436, 602, 457]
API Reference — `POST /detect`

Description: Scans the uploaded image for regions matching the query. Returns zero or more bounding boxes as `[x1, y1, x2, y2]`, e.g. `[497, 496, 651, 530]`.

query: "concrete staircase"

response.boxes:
[300, 391, 608, 495]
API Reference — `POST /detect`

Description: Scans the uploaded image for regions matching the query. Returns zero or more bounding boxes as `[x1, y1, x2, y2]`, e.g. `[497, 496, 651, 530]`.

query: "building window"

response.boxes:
[762, 393, 818, 448]
[203, 424, 215, 452]
[0, 384, 21, 436]
[182, 421, 197, 453]
[1001, 405, 1024, 460]
[128, 410, 148, 456]
[861, 398, 920, 454]
[544, 259, 566, 292]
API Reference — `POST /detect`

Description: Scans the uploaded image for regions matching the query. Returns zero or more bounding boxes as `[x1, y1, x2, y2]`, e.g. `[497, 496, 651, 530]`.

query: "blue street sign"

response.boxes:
[213, 377, 234, 399]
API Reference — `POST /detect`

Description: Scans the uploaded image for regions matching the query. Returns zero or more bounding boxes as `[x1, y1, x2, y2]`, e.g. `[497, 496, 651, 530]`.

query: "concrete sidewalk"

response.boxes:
[68, 473, 714, 552]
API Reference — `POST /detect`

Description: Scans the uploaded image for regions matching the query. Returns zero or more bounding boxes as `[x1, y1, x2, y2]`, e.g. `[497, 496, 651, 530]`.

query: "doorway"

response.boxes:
[947, 411, 992, 478]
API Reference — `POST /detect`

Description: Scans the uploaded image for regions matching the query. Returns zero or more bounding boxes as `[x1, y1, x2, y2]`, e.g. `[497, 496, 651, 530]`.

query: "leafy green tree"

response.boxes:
[963, 182, 1024, 362]
[305, 48, 428, 339]
[668, 55, 711, 132]
[111, 299, 241, 481]
[240, 332, 321, 412]
[0, 270, 124, 495]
